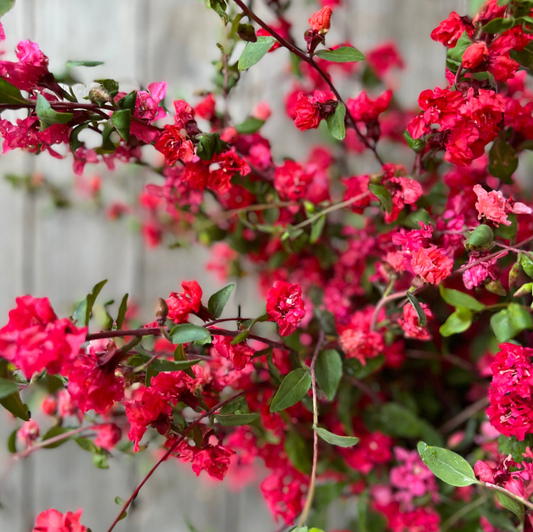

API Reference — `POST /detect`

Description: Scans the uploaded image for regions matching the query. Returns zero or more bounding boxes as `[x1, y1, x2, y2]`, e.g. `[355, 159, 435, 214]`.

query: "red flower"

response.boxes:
[207, 148, 250, 193]
[430, 12, 473, 48]
[94, 423, 122, 452]
[347, 90, 392, 122]
[274, 159, 315, 201]
[32, 508, 87, 532]
[366, 42, 404, 78]
[411, 246, 453, 285]
[154, 124, 194, 166]
[166, 280, 203, 323]
[0, 296, 87, 379]
[266, 281, 306, 337]
[462, 42, 489, 69]
[212, 335, 254, 370]
[293, 90, 336, 131]
[195, 93, 216, 121]
[308, 6, 333, 34]
[398, 302, 433, 341]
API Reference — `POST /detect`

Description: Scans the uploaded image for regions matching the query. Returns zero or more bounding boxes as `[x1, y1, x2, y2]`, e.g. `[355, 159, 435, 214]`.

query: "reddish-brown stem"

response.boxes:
[207, 326, 293, 353]
[370, 290, 409, 331]
[106, 393, 244, 532]
[230, 0, 385, 167]
[298, 330, 325, 526]
[439, 396, 489, 435]
[86, 328, 161, 341]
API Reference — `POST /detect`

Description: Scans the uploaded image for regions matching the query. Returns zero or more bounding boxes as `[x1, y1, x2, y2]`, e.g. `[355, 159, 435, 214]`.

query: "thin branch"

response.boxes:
[298, 330, 325, 526]
[370, 290, 409, 332]
[483, 482, 533, 511]
[86, 328, 161, 341]
[439, 396, 489, 435]
[106, 393, 245, 532]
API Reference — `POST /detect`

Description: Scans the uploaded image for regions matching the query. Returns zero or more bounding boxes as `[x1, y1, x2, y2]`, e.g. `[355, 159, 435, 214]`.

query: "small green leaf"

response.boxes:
[197, 134, 216, 161]
[93, 453, 109, 469]
[118, 91, 137, 111]
[215, 413, 259, 426]
[0, 391, 30, 421]
[238, 37, 276, 71]
[111, 109, 131, 142]
[0, 78, 27, 105]
[73, 279, 108, 326]
[310, 215, 326, 244]
[521, 254, 533, 278]
[511, 41, 533, 72]
[315, 427, 359, 447]
[439, 307, 473, 337]
[270, 368, 312, 412]
[151, 359, 200, 372]
[314, 46, 365, 62]
[494, 213, 517, 240]
[207, 284, 235, 318]
[403, 131, 425, 153]
[315, 349, 342, 401]
[237, 23, 257, 42]
[75, 437, 98, 453]
[491, 303, 533, 342]
[69, 123, 89, 154]
[116, 293, 128, 329]
[219, 395, 249, 414]
[0, 0, 15, 17]
[35, 94, 73, 130]
[489, 134, 519, 182]
[202, 0, 227, 19]
[439, 285, 486, 311]
[7, 429, 17, 454]
[406, 292, 427, 327]
[496, 491, 525, 521]
[465, 224, 494, 250]
[344, 354, 385, 379]
[368, 183, 393, 213]
[235, 117, 264, 134]
[483, 16, 516, 33]
[42, 426, 74, 448]
[170, 324, 211, 344]
[0, 378, 19, 400]
[365, 402, 421, 438]
[326, 102, 346, 140]
[284, 430, 311, 474]
[66, 60, 104, 68]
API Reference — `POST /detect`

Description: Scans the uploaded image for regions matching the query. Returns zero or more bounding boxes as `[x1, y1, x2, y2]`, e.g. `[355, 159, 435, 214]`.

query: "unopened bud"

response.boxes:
[485, 279, 506, 297]
[369, 173, 384, 185]
[308, 6, 332, 35]
[89, 86, 112, 105]
[514, 282, 533, 298]
[509, 257, 522, 288]
[156, 298, 169, 326]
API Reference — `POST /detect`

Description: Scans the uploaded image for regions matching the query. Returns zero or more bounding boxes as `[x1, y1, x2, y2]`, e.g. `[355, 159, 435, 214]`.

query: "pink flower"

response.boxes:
[474, 184, 532, 226]
[195, 93, 216, 121]
[32, 508, 87, 532]
[18, 419, 39, 448]
[398, 302, 433, 340]
[94, 424, 122, 452]
[274, 160, 314, 201]
[212, 335, 254, 370]
[154, 124, 194, 166]
[266, 281, 306, 337]
[462, 252, 498, 290]
[411, 246, 453, 285]
[207, 148, 250, 193]
[260, 468, 307, 523]
[0, 296, 87, 379]
[166, 280, 203, 323]
[347, 90, 392, 122]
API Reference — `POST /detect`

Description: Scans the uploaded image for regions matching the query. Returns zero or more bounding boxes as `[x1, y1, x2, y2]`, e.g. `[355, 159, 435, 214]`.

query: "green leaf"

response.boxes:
[368, 183, 393, 213]
[491, 303, 533, 342]
[93, 453, 109, 469]
[0, 378, 19, 400]
[0, 78, 27, 105]
[447, 33, 473, 69]
[75, 437, 98, 453]
[310, 215, 326, 244]
[151, 359, 200, 372]
[494, 213, 517, 240]
[270, 368, 312, 412]
[7, 429, 17, 454]
[111, 109, 131, 142]
[95, 79, 119, 97]
[284, 430, 311, 474]
[344, 354, 385, 379]
[202, 0, 227, 19]
[403, 131, 425, 153]
[0, 0, 15, 17]
[483, 16, 516, 33]
[0, 391, 30, 421]
[417, 441, 477, 487]
[315, 349, 342, 401]
[366, 403, 421, 438]
[72, 279, 108, 326]
[511, 41, 533, 72]
[439, 307, 473, 337]
[35, 94, 73, 130]
[315, 427, 359, 447]
[465, 224, 494, 250]
[170, 324, 211, 344]
[116, 293, 128, 329]
[314, 308, 337, 335]
[238, 37, 276, 71]
[521, 254, 533, 278]
[496, 491, 525, 521]
[197, 134, 216, 161]
[207, 284, 235, 318]
[219, 394, 249, 415]
[118, 91, 137, 111]
[69, 123, 89, 154]
[439, 285, 486, 311]
[406, 292, 427, 327]
[235, 117, 264, 134]
[66, 60, 104, 68]
[267, 353, 282, 384]
[326, 102, 346, 140]
[489, 134, 519, 182]
[314, 46, 365, 62]
[215, 413, 259, 426]
[42, 426, 74, 448]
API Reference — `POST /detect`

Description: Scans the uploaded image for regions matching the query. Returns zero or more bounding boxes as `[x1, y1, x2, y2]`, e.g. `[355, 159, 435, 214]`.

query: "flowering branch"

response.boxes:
[370, 289, 409, 332]
[298, 330, 325, 526]
[230, 0, 385, 166]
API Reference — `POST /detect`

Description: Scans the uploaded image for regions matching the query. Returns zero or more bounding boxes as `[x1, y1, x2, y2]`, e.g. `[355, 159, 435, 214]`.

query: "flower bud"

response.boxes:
[89, 86, 112, 105]
[308, 6, 332, 35]
[485, 279, 506, 296]
[514, 282, 533, 298]
[42, 396, 57, 416]
[474, 460, 495, 483]
[462, 42, 489, 70]
[369, 173, 384, 185]
[464, 224, 493, 251]
[156, 298, 169, 326]
[509, 258, 522, 288]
